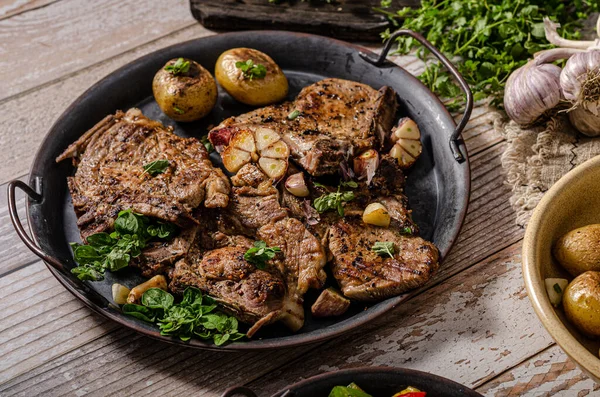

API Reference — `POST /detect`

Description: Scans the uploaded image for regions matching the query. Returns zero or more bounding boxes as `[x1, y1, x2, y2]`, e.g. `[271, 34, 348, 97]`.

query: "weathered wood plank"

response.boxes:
[0, 0, 197, 102]
[434, 141, 523, 284]
[477, 345, 599, 396]
[245, 242, 554, 395]
[0, 0, 57, 20]
[0, 261, 117, 383]
[0, 174, 38, 275]
[0, 322, 315, 396]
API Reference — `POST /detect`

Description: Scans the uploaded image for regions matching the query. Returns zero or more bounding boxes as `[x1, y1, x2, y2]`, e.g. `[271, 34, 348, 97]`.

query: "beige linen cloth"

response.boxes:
[499, 114, 600, 227]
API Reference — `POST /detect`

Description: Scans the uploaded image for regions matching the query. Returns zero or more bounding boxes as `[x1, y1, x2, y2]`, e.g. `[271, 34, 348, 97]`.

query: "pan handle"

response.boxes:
[221, 386, 259, 397]
[8, 179, 65, 271]
[360, 29, 473, 163]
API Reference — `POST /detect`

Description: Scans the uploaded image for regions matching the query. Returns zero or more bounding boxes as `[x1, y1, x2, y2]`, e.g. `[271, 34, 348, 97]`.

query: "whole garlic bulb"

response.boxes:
[568, 106, 600, 137]
[560, 50, 600, 136]
[561, 50, 600, 105]
[504, 60, 563, 127]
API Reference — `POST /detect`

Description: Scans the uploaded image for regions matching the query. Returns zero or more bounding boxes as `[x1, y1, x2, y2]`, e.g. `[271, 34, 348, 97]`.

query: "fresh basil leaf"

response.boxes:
[213, 333, 230, 346]
[114, 209, 145, 236]
[123, 304, 156, 322]
[372, 241, 395, 258]
[142, 159, 170, 177]
[86, 232, 115, 247]
[142, 288, 175, 310]
[164, 58, 190, 75]
[235, 59, 267, 80]
[181, 287, 204, 308]
[105, 248, 131, 272]
[71, 264, 104, 281]
[147, 222, 177, 239]
[244, 240, 281, 269]
[313, 183, 355, 217]
[72, 244, 102, 265]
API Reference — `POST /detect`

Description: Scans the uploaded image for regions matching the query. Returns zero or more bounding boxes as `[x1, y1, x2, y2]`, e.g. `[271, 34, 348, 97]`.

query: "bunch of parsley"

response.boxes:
[377, 0, 600, 109]
[70, 209, 177, 281]
[123, 287, 245, 345]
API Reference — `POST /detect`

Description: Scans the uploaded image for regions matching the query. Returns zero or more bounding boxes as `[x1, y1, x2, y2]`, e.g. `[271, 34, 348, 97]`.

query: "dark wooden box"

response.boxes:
[190, 0, 418, 41]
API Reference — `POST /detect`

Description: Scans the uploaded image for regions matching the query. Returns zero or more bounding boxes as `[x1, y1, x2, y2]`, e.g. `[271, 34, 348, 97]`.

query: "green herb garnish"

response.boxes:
[235, 59, 267, 80]
[164, 58, 190, 75]
[401, 226, 413, 235]
[173, 105, 185, 115]
[123, 287, 245, 345]
[313, 182, 356, 217]
[142, 159, 170, 176]
[70, 209, 177, 281]
[341, 180, 358, 188]
[201, 135, 214, 153]
[553, 283, 563, 294]
[243, 240, 281, 269]
[288, 109, 301, 120]
[372, 241, 395, 258]
[376, 0, 600, 109]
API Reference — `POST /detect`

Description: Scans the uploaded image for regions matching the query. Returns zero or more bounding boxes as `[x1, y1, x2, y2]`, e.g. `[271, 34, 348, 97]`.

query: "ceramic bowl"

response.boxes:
[523, 155, 600, 382]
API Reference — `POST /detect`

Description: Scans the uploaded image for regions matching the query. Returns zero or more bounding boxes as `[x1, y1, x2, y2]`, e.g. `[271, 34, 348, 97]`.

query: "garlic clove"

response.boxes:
[390, 143, 416, 169]
[285, 172, 310, 197]
[397, 138, 422, 158]
[353, 149, 380, 185]
[255, 127, 281, 151]
[258, 157, 288, 180]
[260, 140, 290, 159]
[393, 117, 421, 140]
[231, 129, 257, 153]
[222, 147, 252, 173]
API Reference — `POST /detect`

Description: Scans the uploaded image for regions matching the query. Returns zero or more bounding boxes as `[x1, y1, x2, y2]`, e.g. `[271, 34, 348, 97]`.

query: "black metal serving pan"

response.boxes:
[8, 30, 472, 351]
[221, 367, 483, 397]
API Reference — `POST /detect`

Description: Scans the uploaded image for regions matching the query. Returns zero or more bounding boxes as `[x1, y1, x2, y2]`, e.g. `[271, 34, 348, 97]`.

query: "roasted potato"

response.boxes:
[563, 271, 600, 337]
[215, 48, 288, 106]
[152, 58, 217, 122]
[554, 224, 600, 276]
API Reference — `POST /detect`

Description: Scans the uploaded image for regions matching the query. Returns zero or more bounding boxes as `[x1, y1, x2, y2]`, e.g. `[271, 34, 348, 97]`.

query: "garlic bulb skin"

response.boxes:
[569, 106, 600, 137]
[561, 50, 600, 104]
[504, 60, 563, 127]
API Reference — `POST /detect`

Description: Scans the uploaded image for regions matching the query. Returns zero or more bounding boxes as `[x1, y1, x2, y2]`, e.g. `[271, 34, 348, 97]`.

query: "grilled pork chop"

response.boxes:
[209, 78, 398, 176]
[279, 155, 438, 301]
[169, 233, 288, 337]
[328, 217, 439, 301]
[170, 164, 327, 335]
[56, 108, 230, 239]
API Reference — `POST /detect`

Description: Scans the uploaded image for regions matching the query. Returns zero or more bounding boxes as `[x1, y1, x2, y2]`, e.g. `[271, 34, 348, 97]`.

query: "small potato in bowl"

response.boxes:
[152, 57, 217, 122]
[215, 48, 288, 106]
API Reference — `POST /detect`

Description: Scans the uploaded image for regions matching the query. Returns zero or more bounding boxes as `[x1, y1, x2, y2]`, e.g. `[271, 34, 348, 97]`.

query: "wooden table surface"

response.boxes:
[0, 1, 598, 396]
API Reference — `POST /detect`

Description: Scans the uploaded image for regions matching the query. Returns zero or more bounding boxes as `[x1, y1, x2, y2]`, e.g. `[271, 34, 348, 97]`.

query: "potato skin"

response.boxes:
[215, 48, 288, 106]
[563, 271, 600, 337]
[554, 224, 600, 277]
[152, 58, 217, 122]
